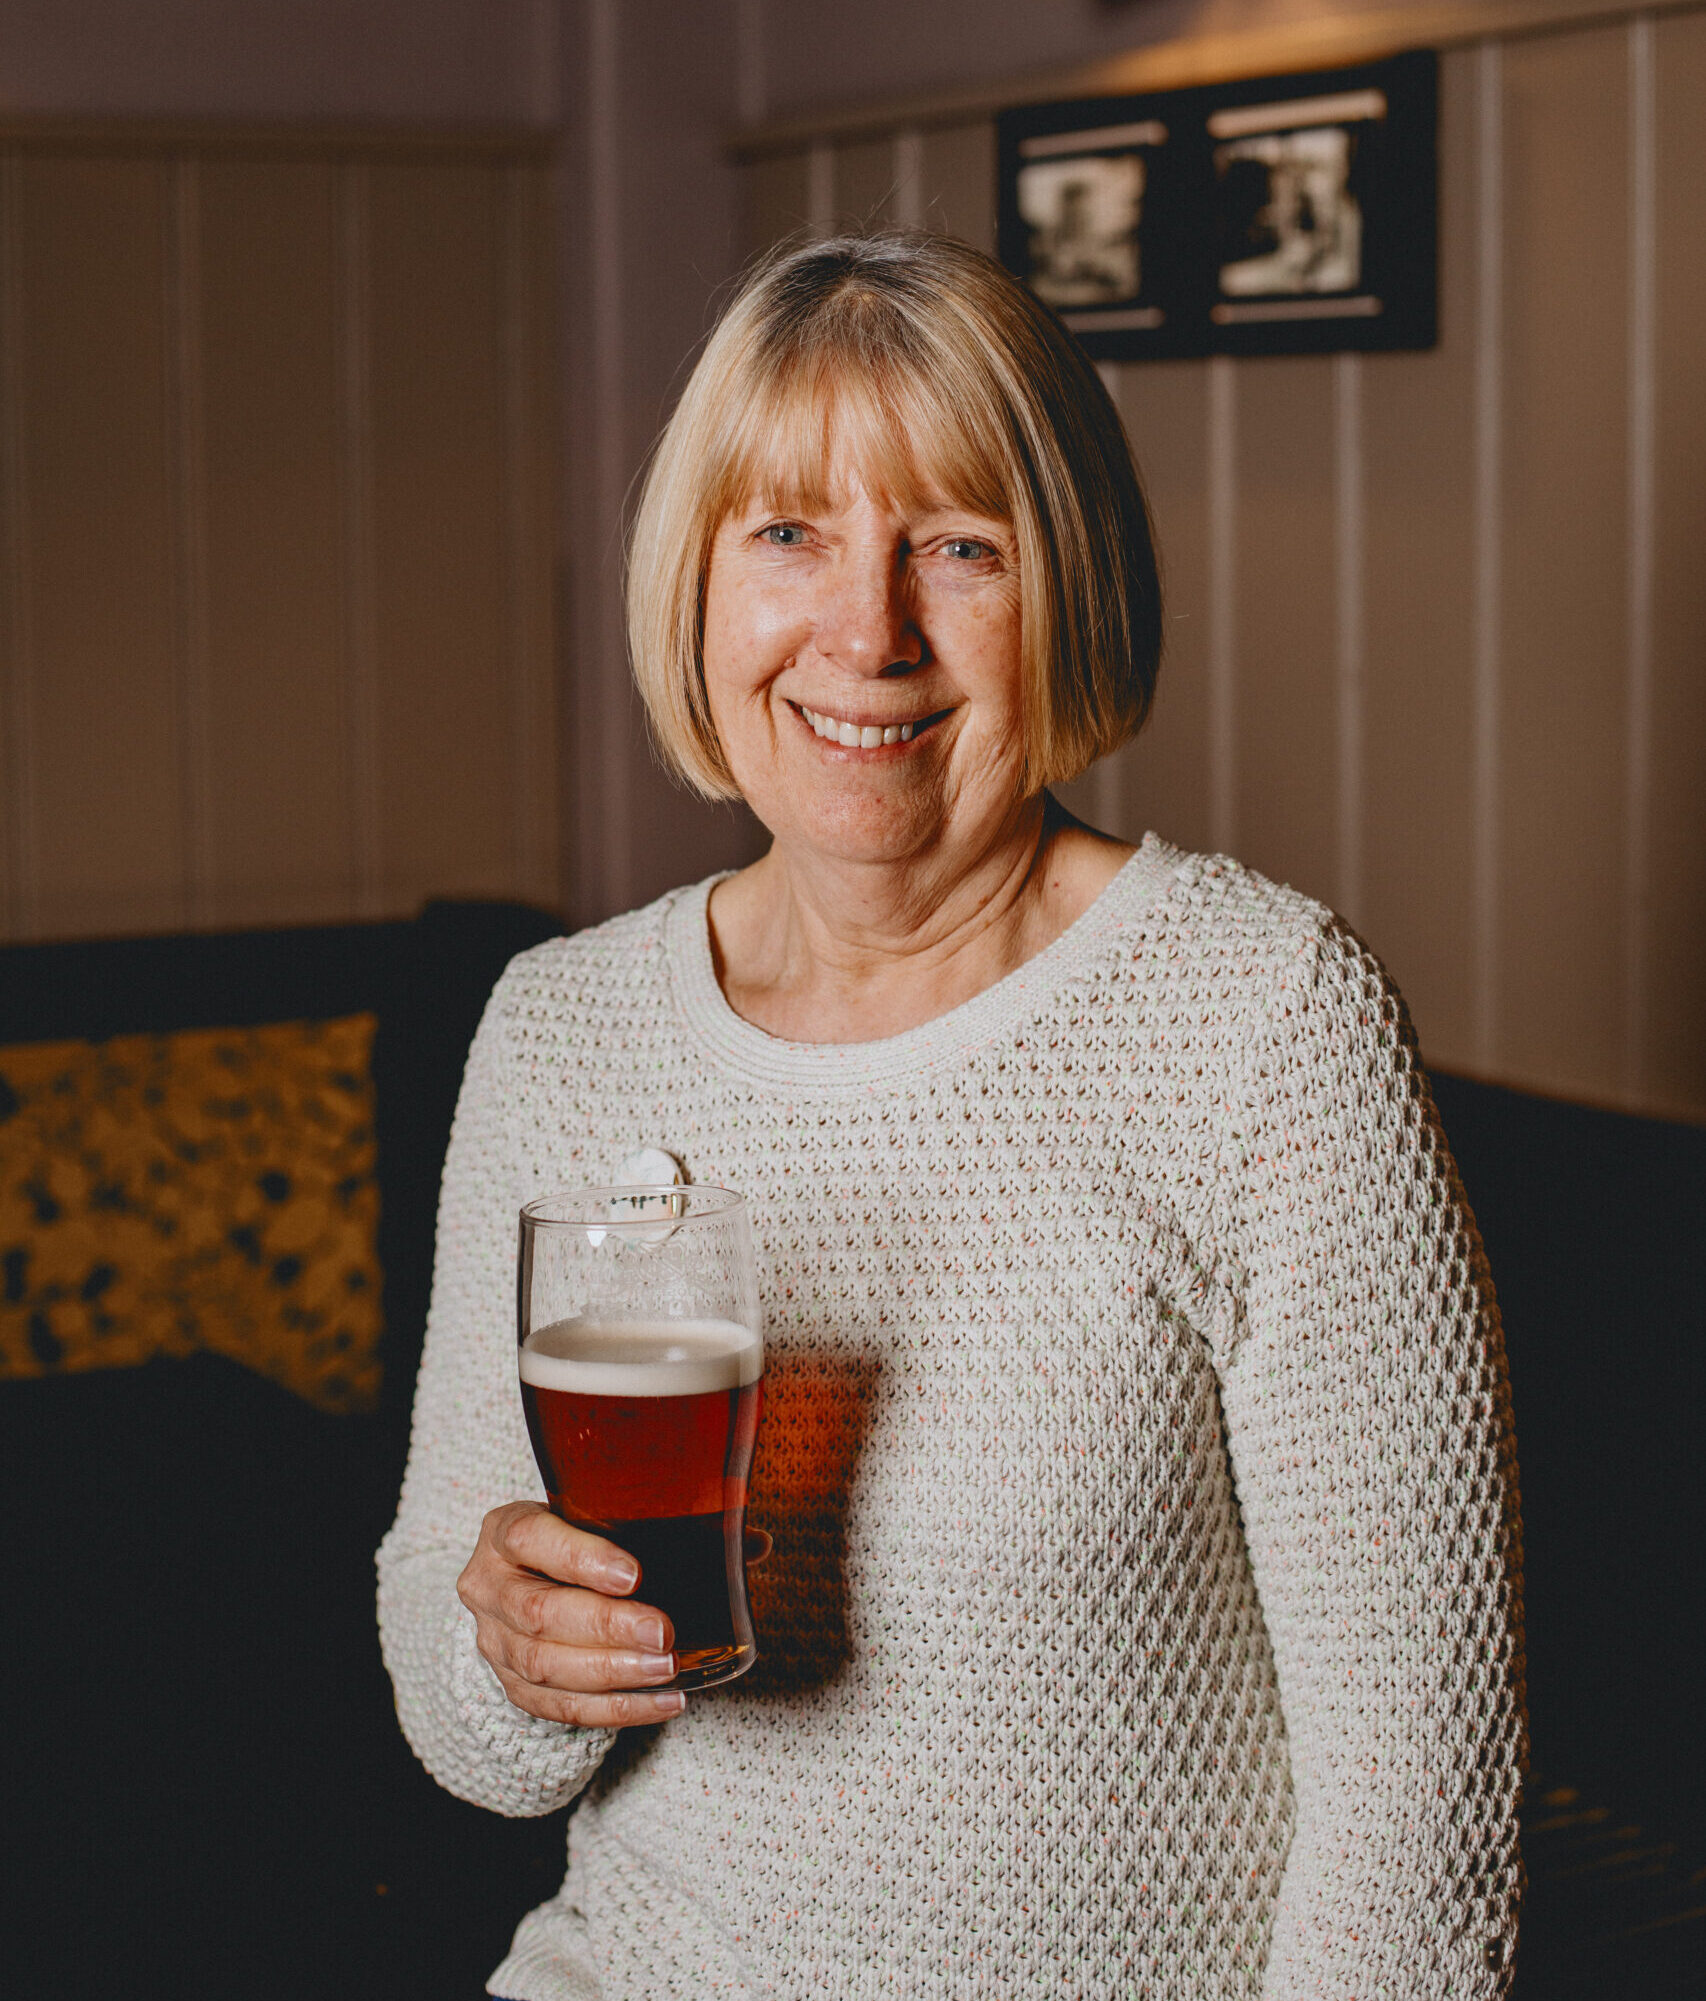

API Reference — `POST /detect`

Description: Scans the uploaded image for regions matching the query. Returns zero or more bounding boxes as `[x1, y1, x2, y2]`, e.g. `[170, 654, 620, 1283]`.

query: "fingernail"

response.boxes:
[632, 1613, 668, 1651]
[598, 1558, 639, 1593]
[652, 1691, 686, 1716]
[638, 1652, 676, 1681]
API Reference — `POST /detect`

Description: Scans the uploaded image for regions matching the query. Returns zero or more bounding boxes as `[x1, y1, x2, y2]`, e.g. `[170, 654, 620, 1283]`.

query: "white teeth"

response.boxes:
[799, 704, 922, 746]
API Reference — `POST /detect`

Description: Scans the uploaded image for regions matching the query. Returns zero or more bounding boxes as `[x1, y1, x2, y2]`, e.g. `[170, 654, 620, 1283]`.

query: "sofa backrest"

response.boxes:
[0, 900, 573, 2000]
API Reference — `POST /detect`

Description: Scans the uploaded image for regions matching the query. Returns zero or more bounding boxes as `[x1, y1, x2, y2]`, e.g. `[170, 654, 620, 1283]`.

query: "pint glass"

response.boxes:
[517, 1186, 763, 1691]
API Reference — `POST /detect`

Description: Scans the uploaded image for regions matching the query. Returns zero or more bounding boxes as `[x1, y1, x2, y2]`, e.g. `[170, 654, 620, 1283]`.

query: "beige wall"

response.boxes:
[0, 125, 560, 938]
[738, 0, 1460, 125]
[3, 4, 1700, 1125]
[0, 0, 557, 125]
[0, 1, 766, 947]
[0, 2, 763, 947]
[555, 0, 764, 929]
[735, 10, 1706, 1122]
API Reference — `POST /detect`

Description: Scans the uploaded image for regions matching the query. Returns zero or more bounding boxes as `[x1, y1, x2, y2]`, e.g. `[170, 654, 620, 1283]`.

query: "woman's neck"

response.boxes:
[707, 797, 1133, 1044]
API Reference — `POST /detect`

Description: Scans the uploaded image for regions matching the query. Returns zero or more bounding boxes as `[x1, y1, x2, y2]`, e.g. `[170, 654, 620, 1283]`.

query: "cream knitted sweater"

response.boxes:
[377, 836, 1525, 2000]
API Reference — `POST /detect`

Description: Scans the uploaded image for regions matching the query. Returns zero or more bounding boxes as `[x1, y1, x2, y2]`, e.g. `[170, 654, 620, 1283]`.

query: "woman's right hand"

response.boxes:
[457, 1501, 686, 1727]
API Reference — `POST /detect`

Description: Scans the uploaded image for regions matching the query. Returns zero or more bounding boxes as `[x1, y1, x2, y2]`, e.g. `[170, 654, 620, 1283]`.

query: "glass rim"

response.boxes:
[520, 1183, 747, 1232]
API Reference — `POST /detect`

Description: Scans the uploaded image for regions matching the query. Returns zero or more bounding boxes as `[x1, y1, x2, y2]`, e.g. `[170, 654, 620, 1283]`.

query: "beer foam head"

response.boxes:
[520, 1317, 762, 1396]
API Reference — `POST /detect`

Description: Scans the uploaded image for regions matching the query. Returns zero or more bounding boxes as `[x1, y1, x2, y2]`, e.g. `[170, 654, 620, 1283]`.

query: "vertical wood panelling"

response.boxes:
[17, 158, 186, 937]
[1471, 44, 1505, 1074]
[1232, 355, 1339, 904]
[1333, 353, 1364, 925]
[1622, 14, 1655, 1101]
[0, 154, 37, 937]
[197, 159, 353, 926]
[1206, 356, 1237, 854]
[164, 160, 215, 926]
[833, 137, 897, 229]
[1113, 362, 1216, 857]
[918, 123, 996, 252]
[335, 163, 383, 917]
[366, 162, 516, 909]
[1498, 25, 1630, 1102]
[807, 143, 835, 235]
[0, 134, 557, 949]
[892, 128, 926, 228]
[1360, 45, 1480, 1068]
[1646, 8, 1706, 1116]
[742, 151, 809, 258]
[503, 164, 561, 913]
[564, 1, 772, 928]
[587, 0, 634, 920]
[744, 7, 1706, 1116]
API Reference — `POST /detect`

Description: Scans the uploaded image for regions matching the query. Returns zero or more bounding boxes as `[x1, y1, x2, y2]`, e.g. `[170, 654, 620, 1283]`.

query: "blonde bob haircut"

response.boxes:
[627, 231, 1162, 801]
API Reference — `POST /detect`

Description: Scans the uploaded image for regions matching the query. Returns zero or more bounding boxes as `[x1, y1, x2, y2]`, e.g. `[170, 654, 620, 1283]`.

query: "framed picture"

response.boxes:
[997, 50, 1437, 360]
[1001, 108, 1190, 355]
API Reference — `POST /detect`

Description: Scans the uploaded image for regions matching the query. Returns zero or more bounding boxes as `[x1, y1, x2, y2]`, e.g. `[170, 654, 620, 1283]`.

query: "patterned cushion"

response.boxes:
[0, 1015, 381, 1412]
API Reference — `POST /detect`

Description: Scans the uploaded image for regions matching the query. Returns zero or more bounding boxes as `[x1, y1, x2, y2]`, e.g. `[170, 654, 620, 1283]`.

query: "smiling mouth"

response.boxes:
[794, 702, 947, 749]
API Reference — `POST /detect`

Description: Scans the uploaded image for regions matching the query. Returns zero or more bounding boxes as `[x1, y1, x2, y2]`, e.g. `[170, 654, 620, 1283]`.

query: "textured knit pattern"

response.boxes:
[377, 837, 1525, 2001]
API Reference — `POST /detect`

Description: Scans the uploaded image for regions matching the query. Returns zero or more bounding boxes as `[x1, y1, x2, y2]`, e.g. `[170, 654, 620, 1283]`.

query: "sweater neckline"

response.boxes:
[664, 830, 1180, 1091]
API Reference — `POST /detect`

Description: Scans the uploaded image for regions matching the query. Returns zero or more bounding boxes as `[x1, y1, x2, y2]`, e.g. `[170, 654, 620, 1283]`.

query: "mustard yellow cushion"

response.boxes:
[0, 1015, 382, 1413]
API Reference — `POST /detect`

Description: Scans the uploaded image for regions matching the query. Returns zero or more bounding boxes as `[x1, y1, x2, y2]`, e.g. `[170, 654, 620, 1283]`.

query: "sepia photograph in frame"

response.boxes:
[998, 50, 1437, 361]
[1201, 50, 1437, 356]
[997, 97, 1194, 360]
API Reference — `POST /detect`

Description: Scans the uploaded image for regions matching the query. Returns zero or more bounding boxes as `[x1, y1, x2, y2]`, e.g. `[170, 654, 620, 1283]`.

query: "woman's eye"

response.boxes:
[759, 523, 807, 547]
[942, 537, 994, 562]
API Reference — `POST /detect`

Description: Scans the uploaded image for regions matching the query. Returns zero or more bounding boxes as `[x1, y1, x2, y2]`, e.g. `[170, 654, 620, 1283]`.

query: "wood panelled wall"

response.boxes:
[0, 125, 558, 942]
[740, 9, 1706, 1123]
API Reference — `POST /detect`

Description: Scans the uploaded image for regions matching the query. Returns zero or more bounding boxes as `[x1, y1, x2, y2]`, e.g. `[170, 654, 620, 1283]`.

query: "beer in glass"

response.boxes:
[518, 1187, 763, 1691]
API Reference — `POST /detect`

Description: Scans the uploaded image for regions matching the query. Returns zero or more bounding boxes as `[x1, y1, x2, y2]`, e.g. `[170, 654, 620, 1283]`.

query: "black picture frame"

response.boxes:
[997, 49, 1437, 360]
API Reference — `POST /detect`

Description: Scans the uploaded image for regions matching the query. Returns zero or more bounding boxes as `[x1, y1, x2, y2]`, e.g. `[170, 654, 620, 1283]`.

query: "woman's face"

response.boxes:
[701, 463, 1028, 874]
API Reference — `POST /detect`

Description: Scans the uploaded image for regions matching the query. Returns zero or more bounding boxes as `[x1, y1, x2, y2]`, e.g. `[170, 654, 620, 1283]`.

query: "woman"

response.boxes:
[379, 232, 1524, 1998]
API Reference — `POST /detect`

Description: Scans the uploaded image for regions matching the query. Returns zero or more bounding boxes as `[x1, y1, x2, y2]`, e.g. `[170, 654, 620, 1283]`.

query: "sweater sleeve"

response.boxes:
[376, 968, 615, 1816]
[1214, 913, 1525, 1997]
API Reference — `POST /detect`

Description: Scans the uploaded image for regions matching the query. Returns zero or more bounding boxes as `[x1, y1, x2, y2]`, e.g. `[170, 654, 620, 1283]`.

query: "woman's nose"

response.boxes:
[814, 550, 922, 677]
